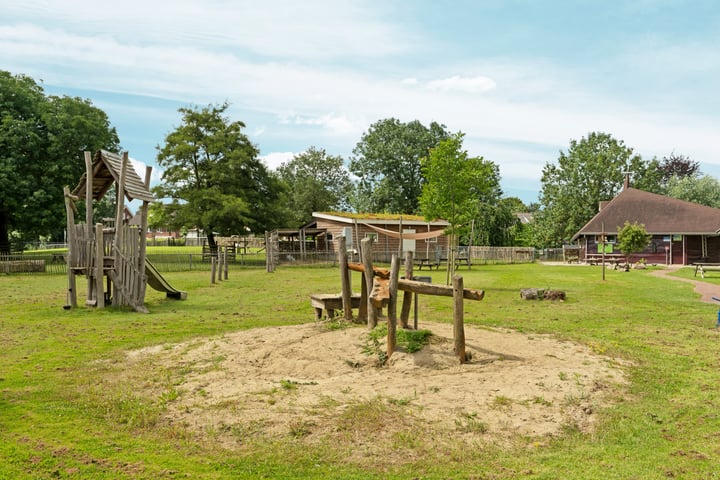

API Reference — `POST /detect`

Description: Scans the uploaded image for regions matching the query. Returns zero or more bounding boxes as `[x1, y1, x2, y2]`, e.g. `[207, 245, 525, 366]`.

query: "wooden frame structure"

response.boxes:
[335, 236, 484, 363]
[63, 150, 154, 313]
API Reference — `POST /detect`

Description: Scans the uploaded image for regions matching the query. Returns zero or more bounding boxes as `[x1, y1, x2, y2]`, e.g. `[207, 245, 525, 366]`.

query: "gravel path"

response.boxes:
[650, 267, 720, 303]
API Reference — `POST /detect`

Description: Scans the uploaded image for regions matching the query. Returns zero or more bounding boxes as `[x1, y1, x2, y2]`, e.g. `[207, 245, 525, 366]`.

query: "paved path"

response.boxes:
[649, 267, 720, 304]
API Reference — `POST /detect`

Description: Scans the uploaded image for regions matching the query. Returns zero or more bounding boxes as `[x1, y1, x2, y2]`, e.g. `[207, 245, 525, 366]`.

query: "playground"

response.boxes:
[3, 262, 720, 478]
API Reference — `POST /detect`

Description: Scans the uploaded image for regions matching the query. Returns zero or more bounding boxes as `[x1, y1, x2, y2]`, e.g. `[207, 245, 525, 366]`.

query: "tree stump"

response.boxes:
[543, 290, 566, 301]
[520, 288, 543, 300]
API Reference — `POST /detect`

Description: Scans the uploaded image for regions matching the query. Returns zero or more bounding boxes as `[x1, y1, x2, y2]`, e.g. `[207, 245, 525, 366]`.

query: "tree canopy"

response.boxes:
[350, 118, 450, 214]
[535, 132, 655, 247]
[0, 71, 119, 253]
[420, 132, 500, 235]
[153, 102, 283, 248]
[617, 221, 651, 261]
[276, 146, 352, 227]
[665, 175, 720, 208]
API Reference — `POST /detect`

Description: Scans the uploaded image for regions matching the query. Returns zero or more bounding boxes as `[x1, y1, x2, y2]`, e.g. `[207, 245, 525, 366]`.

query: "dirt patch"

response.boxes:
[117, 320, 628, 458]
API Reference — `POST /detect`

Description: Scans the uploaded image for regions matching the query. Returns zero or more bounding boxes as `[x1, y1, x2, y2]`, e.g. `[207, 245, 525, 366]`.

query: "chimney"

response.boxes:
[623, 172, 631, 190]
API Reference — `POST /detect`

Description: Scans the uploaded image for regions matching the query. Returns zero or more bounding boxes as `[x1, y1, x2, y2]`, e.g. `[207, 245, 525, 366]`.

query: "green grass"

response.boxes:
[1, 263, 720, 478]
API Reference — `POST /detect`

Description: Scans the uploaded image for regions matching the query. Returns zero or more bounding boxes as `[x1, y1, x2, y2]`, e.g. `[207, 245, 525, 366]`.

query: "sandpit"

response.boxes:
[118, 320, 628, 457]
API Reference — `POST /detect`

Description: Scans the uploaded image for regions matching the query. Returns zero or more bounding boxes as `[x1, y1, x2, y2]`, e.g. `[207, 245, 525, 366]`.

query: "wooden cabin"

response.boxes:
[572, 187, 720, 265]
[310, 212, 450, 263]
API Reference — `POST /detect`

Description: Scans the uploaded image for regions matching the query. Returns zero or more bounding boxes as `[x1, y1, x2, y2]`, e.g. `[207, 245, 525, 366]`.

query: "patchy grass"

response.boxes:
[1, 263, 720, 478]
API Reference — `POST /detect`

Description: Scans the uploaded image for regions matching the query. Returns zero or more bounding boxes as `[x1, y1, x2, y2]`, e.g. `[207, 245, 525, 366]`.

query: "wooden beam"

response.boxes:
[348, 262, 390, 279]
[397, 278, 484, 301]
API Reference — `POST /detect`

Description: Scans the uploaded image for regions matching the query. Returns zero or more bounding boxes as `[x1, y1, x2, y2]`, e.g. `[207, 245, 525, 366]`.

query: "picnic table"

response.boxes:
[585, 254, 626, 269]
[414, 258, 440, 270]
[693, 262, 720, 278]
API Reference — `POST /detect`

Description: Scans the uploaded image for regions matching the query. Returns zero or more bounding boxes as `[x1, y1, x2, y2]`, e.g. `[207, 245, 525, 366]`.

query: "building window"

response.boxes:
[595, 234, 616, 244]
[365, 233, 378, 241]
[326, 233, 333, 241]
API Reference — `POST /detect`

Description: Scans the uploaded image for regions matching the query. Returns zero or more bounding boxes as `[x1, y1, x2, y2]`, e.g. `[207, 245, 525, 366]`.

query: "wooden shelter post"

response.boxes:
[84, 151, 94, 305]
[95, 223, 105, 308]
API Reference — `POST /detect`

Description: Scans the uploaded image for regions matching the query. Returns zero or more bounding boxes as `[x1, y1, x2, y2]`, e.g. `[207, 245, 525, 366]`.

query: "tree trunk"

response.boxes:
[207, 231, 217, 256]
[0, 209, 10, 254]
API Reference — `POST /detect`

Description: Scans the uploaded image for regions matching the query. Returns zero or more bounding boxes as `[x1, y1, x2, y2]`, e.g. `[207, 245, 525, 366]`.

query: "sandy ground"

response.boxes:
[121, 319, 629, 451]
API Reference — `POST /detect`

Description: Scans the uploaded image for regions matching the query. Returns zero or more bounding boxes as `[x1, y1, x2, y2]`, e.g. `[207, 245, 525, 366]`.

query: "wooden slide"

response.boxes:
[145, 259, 188, 300]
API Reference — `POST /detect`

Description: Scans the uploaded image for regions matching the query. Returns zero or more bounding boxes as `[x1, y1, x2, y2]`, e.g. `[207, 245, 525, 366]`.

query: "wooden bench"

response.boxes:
[694, 262, 720, 278]
[309, 293, 362, 320]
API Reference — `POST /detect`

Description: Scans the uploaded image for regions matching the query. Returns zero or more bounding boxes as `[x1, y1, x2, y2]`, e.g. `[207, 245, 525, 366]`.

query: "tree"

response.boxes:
[419, 132, 500, 280]
[659, 152, 700, 183]
[153, 102, 283, 250]
[350, 118, 450, 214]
[666, 175, 720, 208]
[276, 146, 352, 226]
[535, 132, 652, 247]
[0, 71, 119, 253]
[617, 221, 651, 265]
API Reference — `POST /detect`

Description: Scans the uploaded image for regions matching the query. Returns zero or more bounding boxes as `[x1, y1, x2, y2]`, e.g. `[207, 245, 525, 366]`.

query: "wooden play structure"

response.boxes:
[63, 150, 186, 313]
[315, 236, 484, 363]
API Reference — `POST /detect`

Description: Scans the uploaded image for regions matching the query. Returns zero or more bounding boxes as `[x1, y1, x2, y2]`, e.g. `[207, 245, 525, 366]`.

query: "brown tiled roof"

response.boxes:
[572, 188, 720, 239]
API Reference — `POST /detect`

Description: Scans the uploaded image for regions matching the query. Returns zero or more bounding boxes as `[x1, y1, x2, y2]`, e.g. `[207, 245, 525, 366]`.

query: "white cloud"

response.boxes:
[260, 152, 296, 170]
[426, 75, 497, 93]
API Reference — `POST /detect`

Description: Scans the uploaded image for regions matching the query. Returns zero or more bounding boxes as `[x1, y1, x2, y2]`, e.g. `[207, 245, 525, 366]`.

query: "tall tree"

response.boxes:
[154, 102, 282, 250]
[419, 132, 500, 279]
[0, 71, 119, 253]
[276, 147, 352, 226]
[535, 132, 650, 247]
[350, 118, 450, 214]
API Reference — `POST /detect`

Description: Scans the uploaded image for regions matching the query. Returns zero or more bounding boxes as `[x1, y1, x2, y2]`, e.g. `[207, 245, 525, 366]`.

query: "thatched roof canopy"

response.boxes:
[72, 150, 154, 203]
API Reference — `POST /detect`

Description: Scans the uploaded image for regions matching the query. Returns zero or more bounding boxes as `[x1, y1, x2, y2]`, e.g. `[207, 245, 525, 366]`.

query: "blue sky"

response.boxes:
[2, 0, 719, 206]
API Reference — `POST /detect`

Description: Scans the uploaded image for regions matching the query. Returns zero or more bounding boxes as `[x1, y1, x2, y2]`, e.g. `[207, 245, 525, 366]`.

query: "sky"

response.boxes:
[1, 0, 719, 206]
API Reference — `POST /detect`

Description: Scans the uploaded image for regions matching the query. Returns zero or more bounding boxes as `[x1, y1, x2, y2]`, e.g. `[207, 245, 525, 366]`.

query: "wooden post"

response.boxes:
[137, 164, 152, 303]
[359, 273, 368, 322]
[211, 257, 217, 284]
[400, 250, 413, 328]
[111, 152, 128, 306]
[361, 237, 377, 328]
[84, 151, 94, 305]
[387, 254, 399, 358]
[63, 187, 77, 308]
[95, 223, 105, 308]
[217, 247, 223, 282]
[224, 248, 229, 280]
[453, 275, 466, 363]
[338, 236, 353, 321]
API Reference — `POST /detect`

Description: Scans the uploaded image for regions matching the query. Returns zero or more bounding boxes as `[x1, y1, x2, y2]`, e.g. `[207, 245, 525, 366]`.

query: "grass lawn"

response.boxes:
[1, 263, 720, 479]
